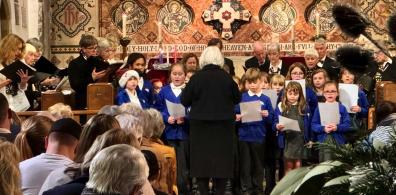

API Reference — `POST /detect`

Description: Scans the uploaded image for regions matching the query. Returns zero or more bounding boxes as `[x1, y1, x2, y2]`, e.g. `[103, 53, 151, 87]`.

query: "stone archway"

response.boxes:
[0, 0, 11, 38]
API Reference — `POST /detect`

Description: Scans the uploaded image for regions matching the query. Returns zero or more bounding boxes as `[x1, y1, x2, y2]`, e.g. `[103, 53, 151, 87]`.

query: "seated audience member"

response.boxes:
[48, 103, 73, 120]
[14, 116, 54, 161]
[141, 108, 177, 195]
[244, 41, 269, 71]
[19, 118, 82, 195]
[116, 103, 150, 144]
[42, 128, 146, 195]
[97, 105, 119, 116]
[266, 43, 289, 76]
[0, 93, 13, 142]
[39, 114, 120, 193]
[117, 70, 151, 108]
[81, 144, 149, 195]
[142, 150, 168, 195]
[304, 48, 320, 85]
[68, 34, 106, 110]
[0, 139, 22, 195]
[208, 38, 235, 75]
[181, 53, 200, 71]
[369, 101, 396, 148]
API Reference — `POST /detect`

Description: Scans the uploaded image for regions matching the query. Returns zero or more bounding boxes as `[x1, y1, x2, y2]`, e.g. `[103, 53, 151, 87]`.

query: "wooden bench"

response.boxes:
[17, 110, 99, 122]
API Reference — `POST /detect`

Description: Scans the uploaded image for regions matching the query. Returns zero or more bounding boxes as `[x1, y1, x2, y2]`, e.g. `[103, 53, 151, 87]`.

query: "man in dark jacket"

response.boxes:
[244, 41, 270, 72]
[314, 38, 340, 81]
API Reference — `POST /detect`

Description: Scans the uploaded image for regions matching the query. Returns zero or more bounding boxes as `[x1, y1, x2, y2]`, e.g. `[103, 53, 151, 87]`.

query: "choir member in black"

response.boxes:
[373, 50, 396, 83]
[304, 48, 320, 86]
[68, 35, 106, 110]
[266, 43, 289, 76]
[244, 41, 270, 72]
[208, 38, 235, 76]
[314, 37, 340, 81]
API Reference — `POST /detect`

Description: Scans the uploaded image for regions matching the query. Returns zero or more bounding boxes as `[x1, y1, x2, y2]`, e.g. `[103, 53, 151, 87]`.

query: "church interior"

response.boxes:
[1, 0, 396, 195]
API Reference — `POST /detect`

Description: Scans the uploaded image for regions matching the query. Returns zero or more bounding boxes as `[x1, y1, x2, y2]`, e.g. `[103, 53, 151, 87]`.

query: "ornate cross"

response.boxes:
[202, 0, 251, 40]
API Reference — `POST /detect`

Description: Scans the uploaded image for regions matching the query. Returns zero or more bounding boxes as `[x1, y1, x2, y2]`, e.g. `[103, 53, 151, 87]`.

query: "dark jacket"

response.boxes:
[181, 64, 241, 120]
[244, 56, 270, 72]
[68, 54, 95, 109]
[42, 175, 88, 195]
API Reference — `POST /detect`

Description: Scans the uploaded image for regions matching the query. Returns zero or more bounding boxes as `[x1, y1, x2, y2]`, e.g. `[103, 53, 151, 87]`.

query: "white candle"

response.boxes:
[166, 46, 170, 63]
[291, 21, 295, 41]
[315, 13, 320, 36]
[158, 21, 162, 43]
[122, 14, 127, 37]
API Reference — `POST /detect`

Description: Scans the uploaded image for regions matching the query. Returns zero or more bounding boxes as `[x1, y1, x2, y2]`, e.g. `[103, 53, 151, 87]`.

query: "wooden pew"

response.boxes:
[17, 110, 99, 123]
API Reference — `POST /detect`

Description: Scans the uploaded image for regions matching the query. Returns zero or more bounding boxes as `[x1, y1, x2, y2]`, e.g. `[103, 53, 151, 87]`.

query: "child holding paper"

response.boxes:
[281, 62, 318, 114]
[274, 82, 312, 173]
[311, 68, 329, 102]
[116, 70, 151, 108]
[311, 80, 351, 162]
[154, 63, 190, 194]
[339, 68, 369, 120]
[235, 68, 273, 194]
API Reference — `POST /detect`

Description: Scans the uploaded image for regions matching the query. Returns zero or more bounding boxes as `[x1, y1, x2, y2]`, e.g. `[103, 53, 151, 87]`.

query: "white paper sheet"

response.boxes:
[318, 102, 340, 125]
[165, 100, 186, 118]
[240, 100, 262, 123]
[279, 115, 301, 131]
[263, 89, 278, 109]
[285, 79, 306, 98]
[339, 83, 359, 113]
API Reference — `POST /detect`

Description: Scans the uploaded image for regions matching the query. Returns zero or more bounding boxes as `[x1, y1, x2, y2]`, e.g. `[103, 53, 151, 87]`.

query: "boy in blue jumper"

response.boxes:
[235, 68, 274, 194]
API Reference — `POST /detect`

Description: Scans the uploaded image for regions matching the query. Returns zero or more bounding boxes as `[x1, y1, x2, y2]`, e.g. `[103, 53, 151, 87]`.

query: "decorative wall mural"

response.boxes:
[358, 0, 396, 34]
[260, 0, 297, 33]
[202, 0, 251, 40]
[52, 0, 92, 37]
[305, 0, 335, 35]
[111, 0, 148, 34]
[157, 0, 194, 35]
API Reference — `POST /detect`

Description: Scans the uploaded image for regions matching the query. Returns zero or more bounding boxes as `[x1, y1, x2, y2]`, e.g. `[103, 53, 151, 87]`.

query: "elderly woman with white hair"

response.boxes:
[304, 48, 321, 84]
[82, 144, 149, 195]
[181, 46, 241, 194]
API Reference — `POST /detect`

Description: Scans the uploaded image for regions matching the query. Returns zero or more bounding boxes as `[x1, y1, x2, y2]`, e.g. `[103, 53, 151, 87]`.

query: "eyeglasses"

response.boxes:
[324, 90, 337, 94]
[291, 72, 304, 76]
[86, 46, 98, 50]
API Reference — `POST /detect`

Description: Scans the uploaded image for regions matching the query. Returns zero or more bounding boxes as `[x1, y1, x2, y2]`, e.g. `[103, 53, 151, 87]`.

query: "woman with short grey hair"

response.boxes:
[83, 144, 149, 195]
[181, 46, 241, 194]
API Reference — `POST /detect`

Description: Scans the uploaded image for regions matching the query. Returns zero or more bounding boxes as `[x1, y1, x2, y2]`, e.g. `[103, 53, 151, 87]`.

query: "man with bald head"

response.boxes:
[244, 41, 269, 72]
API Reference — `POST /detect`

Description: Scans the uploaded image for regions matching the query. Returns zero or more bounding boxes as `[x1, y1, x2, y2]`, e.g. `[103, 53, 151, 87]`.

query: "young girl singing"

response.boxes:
[274, 82, 312, 173]
[311, 80, 351, 162]
[311, 68, 329, 102]
[155, 63, 190, 194]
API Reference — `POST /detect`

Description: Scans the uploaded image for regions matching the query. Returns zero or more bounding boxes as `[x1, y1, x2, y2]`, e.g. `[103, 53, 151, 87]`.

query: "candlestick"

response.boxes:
[315, 13, 320, 36]
[173, 45, 177, 64]
[159, 48, 164, 64]
[122, 14, 127, 37]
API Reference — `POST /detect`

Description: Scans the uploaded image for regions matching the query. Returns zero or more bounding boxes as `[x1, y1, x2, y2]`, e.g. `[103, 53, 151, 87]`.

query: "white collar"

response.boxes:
[270, 60, 282, 69]
[138, 77, 144, 90]
[170, 83, 185, 89]
[248, 90, 262, 97]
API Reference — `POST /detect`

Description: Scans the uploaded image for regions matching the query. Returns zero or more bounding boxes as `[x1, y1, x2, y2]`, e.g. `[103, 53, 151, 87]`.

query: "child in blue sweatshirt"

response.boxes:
[273, 82, 312, 173]
[311, 80, 351, 162]
[235, 68, 273, 194]
[155, 63, 189, 194]
[116, 70, 151, 108]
